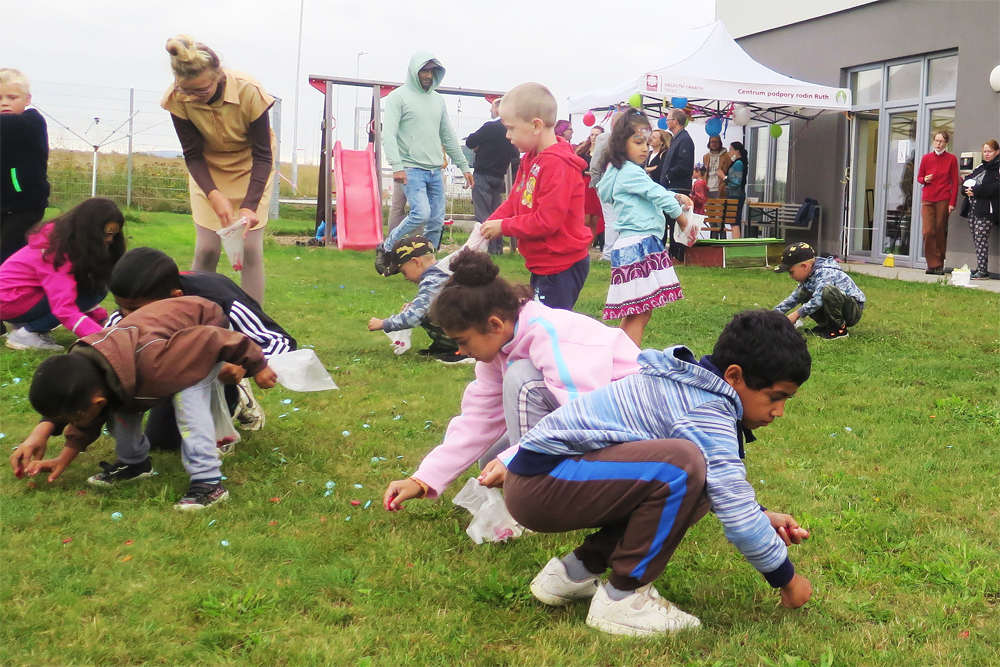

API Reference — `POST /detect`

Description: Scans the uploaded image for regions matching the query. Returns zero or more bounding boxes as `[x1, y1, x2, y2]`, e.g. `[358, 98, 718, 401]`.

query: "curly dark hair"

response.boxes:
[712, 310, 811, 390]
[29, 198, 126, 294]
[430, 250, 532, 333]
[598, 108, 651, 172]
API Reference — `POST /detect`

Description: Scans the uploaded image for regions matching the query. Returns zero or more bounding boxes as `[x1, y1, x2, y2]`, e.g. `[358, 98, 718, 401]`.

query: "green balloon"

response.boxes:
[769, 124, 783, 138]
[628, 93, 643, 108]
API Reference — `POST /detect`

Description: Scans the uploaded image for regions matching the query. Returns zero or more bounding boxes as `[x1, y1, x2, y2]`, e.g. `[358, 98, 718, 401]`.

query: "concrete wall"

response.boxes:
[736, 0, 1000, 267]
[717, 0, 879, 39]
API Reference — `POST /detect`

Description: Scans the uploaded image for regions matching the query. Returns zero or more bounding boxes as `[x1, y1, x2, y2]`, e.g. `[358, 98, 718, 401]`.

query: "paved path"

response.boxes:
[842, 262, 1000, 293]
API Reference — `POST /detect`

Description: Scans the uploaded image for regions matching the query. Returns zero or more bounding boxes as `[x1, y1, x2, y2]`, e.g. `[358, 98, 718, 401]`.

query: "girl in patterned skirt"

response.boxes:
[597, 108, 692, 346]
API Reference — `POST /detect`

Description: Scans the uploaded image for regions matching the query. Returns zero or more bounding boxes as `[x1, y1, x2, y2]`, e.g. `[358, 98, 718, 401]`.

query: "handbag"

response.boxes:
[959, 197, 970, 218]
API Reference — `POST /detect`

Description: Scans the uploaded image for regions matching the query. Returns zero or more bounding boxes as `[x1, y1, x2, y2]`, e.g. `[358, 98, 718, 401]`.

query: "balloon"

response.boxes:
[628, 93, 643, 108]
[657, 116, 668, 130]
[733, 106, 752, 126]
[583, 111, 596, 127]
[670, 97, 688, 109]
[769, 124, 783, 138]
[705, 117, 723, 137]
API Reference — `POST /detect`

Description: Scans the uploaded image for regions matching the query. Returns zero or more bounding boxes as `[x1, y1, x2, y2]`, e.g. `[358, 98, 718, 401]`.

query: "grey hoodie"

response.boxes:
[381, 51, 469, 173]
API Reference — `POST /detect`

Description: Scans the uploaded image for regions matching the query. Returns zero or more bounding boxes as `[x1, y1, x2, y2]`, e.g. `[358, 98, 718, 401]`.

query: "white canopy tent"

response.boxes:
[568, 20, 852, 124]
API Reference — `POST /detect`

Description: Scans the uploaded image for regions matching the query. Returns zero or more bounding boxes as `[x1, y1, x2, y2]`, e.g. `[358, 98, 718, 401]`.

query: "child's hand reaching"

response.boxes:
[10, 422, 55, 478]
[368, 318, 384, 331]
[479, 219, 503, 240]
[382, 478, 426, 511]
[477, 459, 507, 488]
[218, 362, 247, 385]
[253, 366, 278, 389]
[24, 446, 81, 483]
[764, 510, 810, 545]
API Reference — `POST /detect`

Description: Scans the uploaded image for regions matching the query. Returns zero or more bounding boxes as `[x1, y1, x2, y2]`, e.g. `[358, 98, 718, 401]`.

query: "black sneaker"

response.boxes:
[417, 343, 453, 356]
[374, 246, 390, 276]
[971, 270, 990, 280]
[86, 458, 154, 487]
[925, 267, 945, 275]
[819, 326, 849, 340]
[436, 352, 476, 365]
[174, 481, 229, 511]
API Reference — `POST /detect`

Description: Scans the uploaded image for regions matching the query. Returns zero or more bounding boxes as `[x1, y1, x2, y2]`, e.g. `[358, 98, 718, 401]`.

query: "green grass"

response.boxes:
[2, 212, 998, 666]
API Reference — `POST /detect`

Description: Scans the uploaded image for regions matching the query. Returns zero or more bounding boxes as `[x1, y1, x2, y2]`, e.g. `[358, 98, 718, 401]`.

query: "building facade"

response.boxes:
[719, 0, 1000, 271]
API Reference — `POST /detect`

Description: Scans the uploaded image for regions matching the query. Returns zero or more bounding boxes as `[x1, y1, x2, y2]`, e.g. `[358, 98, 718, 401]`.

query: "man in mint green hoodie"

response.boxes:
[375, 51, 474, 274]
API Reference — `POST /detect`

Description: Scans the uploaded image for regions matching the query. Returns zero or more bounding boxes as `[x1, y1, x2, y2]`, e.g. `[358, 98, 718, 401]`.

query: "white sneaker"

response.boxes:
[529, 557, 600, 606]
[234, 378, 265, 431]
[586, 582, 701, 637]
[5, 328, 64, 351]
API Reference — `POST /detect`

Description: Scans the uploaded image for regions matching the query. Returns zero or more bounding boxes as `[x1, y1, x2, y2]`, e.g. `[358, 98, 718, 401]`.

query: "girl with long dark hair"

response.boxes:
[726, 141, 749, 238]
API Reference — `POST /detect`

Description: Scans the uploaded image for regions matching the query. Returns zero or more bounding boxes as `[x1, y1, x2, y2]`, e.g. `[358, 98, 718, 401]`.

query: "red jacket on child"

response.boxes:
[917, 150, 959, 207]
[493, 138, 592, 275]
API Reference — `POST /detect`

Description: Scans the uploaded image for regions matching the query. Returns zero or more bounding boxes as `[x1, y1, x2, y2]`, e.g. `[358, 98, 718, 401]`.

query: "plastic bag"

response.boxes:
[216, 217, 250, 271]
[267, 349, 339, 392]
[452, 477, 525, 544]
[210, 380, 240, 448]
[436, 222, 491, 275]
[384, 328, 412, 355]
[674, 213, 704, 247]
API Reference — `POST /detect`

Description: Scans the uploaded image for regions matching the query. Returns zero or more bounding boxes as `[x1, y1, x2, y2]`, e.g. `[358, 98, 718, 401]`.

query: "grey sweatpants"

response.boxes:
[111, 363, 225, 481]
[477, 359, 560, 468]
[472, 172, 507, 254]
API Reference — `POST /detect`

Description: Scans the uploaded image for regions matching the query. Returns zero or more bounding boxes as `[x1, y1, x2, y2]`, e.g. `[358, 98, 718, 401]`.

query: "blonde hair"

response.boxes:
[0, 68, 30, 93]
[165, 35, 221, 80]
[500, 82, 557, 127]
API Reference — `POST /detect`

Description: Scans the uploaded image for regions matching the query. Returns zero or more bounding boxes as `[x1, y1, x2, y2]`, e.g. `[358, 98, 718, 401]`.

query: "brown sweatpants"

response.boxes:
[921, 199, 950, 269]
[505, 439, 711, 591]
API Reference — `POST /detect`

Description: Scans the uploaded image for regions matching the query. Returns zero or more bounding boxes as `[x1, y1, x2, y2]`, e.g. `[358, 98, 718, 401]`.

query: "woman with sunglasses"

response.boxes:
[161, 35, 275, 304]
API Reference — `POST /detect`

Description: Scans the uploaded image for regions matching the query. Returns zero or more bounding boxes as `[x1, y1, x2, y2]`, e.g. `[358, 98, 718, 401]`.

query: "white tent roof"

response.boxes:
[568, 21, 851, 121]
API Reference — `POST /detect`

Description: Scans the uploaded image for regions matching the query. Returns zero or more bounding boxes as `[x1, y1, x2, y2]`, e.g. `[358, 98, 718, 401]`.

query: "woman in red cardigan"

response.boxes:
[917, 130, 959, 275]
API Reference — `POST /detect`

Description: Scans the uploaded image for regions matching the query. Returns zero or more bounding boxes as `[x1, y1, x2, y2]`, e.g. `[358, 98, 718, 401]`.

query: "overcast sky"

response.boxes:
[2, 0, 717, 164]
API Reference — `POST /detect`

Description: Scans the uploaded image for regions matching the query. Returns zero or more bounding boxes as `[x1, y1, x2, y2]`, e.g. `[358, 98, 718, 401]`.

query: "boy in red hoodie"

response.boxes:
[479, 83, 592, 310]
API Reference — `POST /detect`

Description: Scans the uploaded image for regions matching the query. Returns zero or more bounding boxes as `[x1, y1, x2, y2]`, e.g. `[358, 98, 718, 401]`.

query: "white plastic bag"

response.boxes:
[436, 222, 491, 275]
[452, 477, 524, 544]
[267, 349, 339, 392]
[384, 328, 412, 355]
[210, 380, 240, 448]
[216, 217, 250, 271]
[674, 213, 704, 247]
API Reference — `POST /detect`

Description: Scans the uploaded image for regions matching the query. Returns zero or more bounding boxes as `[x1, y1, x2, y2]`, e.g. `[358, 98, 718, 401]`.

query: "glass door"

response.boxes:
[849, 112, 879, 254]
[881, 110, 917, 260]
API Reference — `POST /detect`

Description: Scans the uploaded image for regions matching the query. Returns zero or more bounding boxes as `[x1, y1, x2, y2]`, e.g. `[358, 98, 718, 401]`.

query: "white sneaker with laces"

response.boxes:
[234, 378, 265, 431]
[5, 328, 64, 351]
[529, 557, 600, 606]
[586, 582, 701, 637]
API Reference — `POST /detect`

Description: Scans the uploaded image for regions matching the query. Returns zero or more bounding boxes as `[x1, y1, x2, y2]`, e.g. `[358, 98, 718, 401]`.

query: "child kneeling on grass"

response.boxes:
[367, 235, 472, 365]
[483, 309, 813, 637]
[773, 242, 866, 340]
[9, 296, 276, 511]
[382, 250, 641, 511]
[107, 247, 296, 444]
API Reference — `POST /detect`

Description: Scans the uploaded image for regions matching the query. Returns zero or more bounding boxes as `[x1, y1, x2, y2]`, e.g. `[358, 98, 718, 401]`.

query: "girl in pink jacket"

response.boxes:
[383, 250, 641, 510]
[1, 198, 125, 351]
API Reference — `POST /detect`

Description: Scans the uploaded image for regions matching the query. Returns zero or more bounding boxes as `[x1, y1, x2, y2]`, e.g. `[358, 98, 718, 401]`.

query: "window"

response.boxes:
[851, 69, 882, 107]
[887, 62, 921, 101]
[926, 56, 958, 97]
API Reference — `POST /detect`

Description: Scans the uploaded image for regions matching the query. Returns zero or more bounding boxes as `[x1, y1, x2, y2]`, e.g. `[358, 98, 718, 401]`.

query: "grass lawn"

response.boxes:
[2, 211, 998, 666]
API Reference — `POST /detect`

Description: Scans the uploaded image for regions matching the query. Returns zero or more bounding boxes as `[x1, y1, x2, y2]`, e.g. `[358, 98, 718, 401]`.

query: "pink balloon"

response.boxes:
[583, 111, 596, 127]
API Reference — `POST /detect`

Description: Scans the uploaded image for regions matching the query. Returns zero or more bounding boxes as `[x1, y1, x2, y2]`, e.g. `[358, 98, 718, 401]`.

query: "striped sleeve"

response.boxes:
[105, 310, 124, 328]
[228, 300, 292, 357]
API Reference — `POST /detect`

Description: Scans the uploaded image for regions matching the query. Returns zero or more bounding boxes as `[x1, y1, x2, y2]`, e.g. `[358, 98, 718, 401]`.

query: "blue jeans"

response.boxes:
[530, 256, 590, 311]
[6, 289, 107, 333]
[382, 167, 446, 250]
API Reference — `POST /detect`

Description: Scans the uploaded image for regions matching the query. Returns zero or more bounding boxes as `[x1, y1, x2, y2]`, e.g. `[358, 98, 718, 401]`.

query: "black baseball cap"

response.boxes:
[383, 236, 435, 276]
[775, 242, 816, 273]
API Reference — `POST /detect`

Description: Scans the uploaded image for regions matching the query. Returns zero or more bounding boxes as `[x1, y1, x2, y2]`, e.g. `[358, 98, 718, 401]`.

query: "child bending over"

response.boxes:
[596, 108, 692, 347]
[487, 310, 813, 637]
[10, 296, 276, 510]
[479, 83, 593, 311]
[367, 236, 471, 364]
[774, 242, 866, 340]
[107, 247, 296, 443]
[382, 250, 640, 511]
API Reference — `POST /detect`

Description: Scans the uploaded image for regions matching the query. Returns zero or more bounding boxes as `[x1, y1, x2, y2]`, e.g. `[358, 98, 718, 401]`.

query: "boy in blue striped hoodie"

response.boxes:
[492, 309, 813, 636]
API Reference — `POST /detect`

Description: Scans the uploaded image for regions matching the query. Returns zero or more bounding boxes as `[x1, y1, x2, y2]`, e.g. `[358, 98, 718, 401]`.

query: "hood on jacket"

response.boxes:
[637, 345, 743, 418]
[406, 51, 444, 94]
[812, 255, 843, 273]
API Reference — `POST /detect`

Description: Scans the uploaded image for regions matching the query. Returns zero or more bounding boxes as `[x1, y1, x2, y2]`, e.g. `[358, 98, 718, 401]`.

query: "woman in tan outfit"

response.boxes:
[162, 35, 275, 304]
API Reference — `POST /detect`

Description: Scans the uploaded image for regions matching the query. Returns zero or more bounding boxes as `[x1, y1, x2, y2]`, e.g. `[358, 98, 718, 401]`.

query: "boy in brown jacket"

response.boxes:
[10, 296, 276, 510]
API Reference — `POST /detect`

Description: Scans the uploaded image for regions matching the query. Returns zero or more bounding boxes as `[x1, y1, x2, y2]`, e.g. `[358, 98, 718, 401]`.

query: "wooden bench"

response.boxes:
[704, 198, 739, 239]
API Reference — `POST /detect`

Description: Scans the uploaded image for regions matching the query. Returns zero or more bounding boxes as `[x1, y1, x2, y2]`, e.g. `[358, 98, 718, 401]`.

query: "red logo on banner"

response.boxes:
[646, 75, 659, 92]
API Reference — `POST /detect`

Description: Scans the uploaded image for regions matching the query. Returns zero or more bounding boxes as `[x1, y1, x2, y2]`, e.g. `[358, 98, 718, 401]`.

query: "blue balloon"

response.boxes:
[705, 117, 723, 137]
[657, 116, 668, 130]
[670, 97, 688, 109]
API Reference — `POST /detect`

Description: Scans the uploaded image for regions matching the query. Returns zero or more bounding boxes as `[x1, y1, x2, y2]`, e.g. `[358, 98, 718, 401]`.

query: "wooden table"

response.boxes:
[746, 202, 783, 237]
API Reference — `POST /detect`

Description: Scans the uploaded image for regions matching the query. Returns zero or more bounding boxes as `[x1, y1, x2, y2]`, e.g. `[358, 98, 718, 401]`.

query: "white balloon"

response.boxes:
[733, 106, 752, 126]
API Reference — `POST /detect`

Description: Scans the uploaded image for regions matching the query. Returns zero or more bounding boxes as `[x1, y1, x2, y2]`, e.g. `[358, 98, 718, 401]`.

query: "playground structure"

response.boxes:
[308, 75, 505, 250]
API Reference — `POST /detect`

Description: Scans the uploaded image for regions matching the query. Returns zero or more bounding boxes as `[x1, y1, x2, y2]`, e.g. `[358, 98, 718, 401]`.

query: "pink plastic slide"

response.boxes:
[333, 141, 384, 251]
